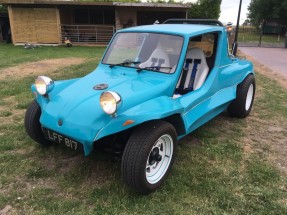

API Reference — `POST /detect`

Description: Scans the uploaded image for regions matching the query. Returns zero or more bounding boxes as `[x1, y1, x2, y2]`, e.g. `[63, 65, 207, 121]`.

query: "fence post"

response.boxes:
[96, 26, 98, 43]
[77, 25, 79, 43]
[258, 27, 262, 47]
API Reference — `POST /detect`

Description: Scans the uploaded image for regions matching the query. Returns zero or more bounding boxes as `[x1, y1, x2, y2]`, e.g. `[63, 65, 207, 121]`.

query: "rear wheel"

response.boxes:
[121, 121, 177, 194]
[228, 74, 255, 118]
[24, 100, 51, 146]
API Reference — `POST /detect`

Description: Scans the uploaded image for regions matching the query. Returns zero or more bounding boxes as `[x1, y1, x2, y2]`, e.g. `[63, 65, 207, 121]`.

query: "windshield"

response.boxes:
[102, 32, 184, 73]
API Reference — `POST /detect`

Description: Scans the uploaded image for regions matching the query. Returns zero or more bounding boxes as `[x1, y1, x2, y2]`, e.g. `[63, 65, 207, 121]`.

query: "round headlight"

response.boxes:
[100, 91, 121, 115]
[35, 76, 54, 95]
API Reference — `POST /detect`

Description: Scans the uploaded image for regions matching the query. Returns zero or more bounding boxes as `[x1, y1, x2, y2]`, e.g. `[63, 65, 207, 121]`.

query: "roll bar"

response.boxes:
[163, 19, 224, 27]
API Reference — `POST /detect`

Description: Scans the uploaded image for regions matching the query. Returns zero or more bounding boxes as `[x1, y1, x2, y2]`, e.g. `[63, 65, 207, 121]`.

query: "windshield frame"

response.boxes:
[101, 31, 184, 74]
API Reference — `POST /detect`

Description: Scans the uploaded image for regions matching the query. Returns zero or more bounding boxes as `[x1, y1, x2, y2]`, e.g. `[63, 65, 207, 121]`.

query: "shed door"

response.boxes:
[11, 7, 60, 44]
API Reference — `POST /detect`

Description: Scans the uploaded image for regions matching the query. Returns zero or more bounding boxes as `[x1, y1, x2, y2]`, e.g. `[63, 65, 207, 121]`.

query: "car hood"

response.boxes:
[41, 65, 175, 127]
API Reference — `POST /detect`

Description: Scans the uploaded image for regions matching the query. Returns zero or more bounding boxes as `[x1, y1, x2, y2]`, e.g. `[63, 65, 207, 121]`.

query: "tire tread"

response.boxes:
[228, 74, 255, 118]
[24, 100, 51, 146]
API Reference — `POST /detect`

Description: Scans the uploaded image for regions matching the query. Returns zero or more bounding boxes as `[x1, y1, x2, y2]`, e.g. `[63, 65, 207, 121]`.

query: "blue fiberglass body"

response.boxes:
[31, 24, 254, 156]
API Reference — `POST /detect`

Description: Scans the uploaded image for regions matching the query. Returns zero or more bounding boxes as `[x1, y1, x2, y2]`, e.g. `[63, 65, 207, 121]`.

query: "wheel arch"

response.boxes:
[228, 73, 255, 118]
[238, 60, 255, 84]
[93, 114, 186, 151]
[162, 114, 186, 136]
[235, 72, 255, 94]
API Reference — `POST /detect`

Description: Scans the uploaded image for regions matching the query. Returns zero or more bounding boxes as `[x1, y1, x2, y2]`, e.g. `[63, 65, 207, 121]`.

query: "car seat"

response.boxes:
[139, 45, 170, 73]
[175, 47, 209, 96]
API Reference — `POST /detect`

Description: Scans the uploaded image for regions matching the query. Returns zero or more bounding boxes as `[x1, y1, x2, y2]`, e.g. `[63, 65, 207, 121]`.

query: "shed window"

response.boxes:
[75, 9, 89, 24]
[90, 9, 103, 24]
[74, 8, 115, 25]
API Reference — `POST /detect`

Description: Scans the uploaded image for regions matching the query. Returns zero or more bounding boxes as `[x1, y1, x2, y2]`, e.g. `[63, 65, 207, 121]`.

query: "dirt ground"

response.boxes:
[238, 51, 287, 174]
[0, 57, 85, 81]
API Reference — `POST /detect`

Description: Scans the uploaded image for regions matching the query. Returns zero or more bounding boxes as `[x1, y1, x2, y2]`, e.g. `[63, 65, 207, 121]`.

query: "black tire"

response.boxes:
[121, 120, 177, 194]
[24, 100, 51, 146]
[228, 74, 255, 118]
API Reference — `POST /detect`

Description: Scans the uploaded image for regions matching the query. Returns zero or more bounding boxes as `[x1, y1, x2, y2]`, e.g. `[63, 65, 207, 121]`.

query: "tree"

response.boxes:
[243, 19, 251, 26]
[188, 0, 222, 19]
[0, 5, 7, 13]
[247, 0, 287, 27]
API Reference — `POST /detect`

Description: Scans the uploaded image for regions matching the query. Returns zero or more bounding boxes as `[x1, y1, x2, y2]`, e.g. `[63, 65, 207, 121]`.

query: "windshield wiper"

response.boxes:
[109, 60, 141, 68]
[137, 66, 172, 72]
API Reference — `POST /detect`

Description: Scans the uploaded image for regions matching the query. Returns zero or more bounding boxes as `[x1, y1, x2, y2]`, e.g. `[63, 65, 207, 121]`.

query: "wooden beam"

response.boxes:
[56, 6, 61, 44]
[7, 5, 16, 44]
[0, 0, 34, 4]
[0, 0, 113, 6]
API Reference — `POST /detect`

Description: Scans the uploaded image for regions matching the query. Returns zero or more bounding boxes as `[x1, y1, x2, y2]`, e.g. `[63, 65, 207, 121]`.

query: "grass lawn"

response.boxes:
[0, 44, 287, 214]
[0, 43, 106, 70]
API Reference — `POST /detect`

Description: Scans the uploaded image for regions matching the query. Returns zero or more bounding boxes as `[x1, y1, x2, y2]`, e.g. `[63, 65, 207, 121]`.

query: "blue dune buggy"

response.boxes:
[25, 19, 255, 194]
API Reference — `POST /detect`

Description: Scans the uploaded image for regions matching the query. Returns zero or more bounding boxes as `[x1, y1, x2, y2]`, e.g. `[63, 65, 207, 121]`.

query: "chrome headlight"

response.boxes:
[100, 91, 121, 115]
[35, 76, 54, 95]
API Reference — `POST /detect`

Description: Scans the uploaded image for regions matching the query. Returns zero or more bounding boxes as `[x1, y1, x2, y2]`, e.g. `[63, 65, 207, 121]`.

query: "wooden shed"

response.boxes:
[8, 6, 61, 44]
[0, 0, 189, 45]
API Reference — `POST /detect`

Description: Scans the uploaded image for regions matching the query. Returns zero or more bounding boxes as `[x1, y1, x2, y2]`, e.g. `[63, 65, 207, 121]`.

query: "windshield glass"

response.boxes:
[102, 32, 184, 73]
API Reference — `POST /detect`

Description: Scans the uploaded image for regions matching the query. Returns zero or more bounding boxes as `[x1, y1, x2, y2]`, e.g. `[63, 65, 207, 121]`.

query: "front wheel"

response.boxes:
[121, 121, 177, 194]
[228, 74, 255, 118]
[24, 100, 51, 146]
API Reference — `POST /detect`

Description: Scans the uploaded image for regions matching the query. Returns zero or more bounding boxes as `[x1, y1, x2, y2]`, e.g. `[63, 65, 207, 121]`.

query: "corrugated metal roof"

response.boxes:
[113, 2, 190, 8]
[0, 0, 113, 6]
[0, 0, 190, 8]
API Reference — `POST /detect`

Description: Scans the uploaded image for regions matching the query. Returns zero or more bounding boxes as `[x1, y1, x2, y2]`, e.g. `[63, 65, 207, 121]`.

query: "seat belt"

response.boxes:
[178, 59, 192, 93]
[187, 59, 201, 91]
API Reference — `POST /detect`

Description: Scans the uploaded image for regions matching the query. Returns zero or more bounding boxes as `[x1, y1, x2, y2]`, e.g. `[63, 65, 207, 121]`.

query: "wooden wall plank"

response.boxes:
[56, 7, 61, 44]
[11, 7, 36, 43]
[34, 7, 58, 43]
[11, 6, 59, 44]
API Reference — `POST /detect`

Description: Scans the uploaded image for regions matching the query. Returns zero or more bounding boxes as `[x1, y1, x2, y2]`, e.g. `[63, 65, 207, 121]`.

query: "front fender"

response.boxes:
[31, 78, 80, 109]
[94, 96, 184, 141]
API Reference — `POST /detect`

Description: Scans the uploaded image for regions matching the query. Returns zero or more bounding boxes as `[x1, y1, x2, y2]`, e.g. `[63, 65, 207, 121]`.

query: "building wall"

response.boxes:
[8, 6, 60, 44]
[115, 6, 187, 31]
[7, 4, 188, 45]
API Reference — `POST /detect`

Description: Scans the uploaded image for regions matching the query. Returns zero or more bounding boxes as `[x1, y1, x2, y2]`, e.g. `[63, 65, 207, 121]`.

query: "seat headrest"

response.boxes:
[186, 47, 206, 60]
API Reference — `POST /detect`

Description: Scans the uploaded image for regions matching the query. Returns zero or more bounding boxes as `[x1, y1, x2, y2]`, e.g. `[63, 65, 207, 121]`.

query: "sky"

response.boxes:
[218, 0, 251, 25]
[183, 0, 251, 25]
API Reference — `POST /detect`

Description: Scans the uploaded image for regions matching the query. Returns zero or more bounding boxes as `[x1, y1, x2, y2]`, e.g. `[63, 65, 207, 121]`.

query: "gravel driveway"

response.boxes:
[239, 47, 287, 79]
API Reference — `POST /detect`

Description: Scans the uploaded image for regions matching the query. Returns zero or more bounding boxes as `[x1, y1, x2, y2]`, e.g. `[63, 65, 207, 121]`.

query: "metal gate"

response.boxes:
[61, 24, 115, 45]
[236, 23, 286, 48]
